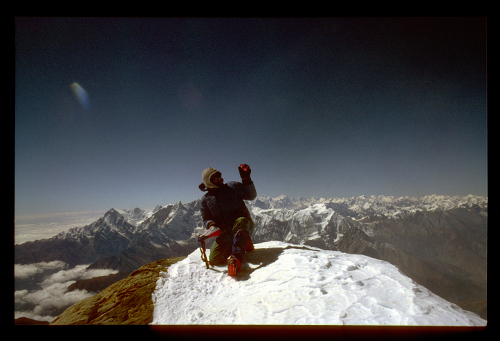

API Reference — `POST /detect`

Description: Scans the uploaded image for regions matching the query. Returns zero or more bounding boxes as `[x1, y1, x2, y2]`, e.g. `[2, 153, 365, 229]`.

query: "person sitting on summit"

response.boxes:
[199, 164, 257, 276]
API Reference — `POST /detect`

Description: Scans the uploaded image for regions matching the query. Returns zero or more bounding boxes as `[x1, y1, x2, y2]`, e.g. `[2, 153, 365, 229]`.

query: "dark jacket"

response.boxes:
[200, 180, 257, 234]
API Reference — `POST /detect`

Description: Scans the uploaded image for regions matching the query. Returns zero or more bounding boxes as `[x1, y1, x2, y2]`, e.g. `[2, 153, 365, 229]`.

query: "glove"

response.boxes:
[238, 164, 251, 179]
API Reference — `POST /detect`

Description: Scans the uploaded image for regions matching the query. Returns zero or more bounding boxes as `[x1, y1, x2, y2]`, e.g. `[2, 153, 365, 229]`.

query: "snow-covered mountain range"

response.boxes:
[16, 194, 486, 269]
[248, 194, 487, 226]
[15, 194, 487, 321]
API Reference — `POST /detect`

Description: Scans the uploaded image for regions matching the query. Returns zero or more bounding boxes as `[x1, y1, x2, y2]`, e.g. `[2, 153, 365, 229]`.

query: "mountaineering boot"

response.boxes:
[227, 255, 241, 277]
[226, 217, 253, 276]
[228, 229, 248, 276]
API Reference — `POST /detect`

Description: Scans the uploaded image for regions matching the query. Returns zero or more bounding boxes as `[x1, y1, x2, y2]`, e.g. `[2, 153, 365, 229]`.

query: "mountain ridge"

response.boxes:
[51, 257, 186, 325]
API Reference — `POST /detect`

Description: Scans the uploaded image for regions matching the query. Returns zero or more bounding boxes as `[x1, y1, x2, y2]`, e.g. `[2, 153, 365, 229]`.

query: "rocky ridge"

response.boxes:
[51, 257, 185, 325]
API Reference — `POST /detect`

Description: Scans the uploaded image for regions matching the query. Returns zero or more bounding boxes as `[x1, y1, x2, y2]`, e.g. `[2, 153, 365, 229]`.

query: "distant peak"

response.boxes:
[104, 208, 124, 225]
[105, 208, 119, 216]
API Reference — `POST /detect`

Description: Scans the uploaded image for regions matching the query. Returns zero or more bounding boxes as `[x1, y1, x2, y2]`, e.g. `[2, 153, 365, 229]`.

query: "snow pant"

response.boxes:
[209, 217, 255, 265]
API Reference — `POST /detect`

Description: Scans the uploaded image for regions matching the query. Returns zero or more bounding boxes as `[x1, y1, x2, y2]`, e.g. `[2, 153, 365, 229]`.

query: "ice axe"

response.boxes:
[198, 225, 221, 268]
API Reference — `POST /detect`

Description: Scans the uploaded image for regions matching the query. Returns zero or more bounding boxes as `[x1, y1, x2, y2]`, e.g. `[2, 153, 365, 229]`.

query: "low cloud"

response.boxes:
[14, 261, 67, 279]
[14, 310, 54, 323]
[15, 283, 92, 315]
[39, 265, 118, 286]
[15, 262, 118, 322]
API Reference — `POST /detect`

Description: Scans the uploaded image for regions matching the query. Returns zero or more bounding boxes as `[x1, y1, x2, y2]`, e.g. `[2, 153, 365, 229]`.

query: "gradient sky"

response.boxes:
[15, 17, 487, 216]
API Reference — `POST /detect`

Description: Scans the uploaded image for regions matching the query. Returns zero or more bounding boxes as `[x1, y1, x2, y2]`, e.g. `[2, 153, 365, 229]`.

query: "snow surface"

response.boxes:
[151, 241, 485, 326]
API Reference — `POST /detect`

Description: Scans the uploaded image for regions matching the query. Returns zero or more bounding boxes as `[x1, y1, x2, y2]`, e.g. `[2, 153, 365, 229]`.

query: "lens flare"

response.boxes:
[70, 82, 90, 110]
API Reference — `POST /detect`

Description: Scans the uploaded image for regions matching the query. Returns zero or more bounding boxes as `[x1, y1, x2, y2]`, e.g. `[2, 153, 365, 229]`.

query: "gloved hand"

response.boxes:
[238, 164, 251, 179]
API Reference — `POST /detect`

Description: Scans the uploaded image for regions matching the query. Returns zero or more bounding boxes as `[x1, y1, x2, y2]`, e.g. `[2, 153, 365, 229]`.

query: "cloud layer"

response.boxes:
[15, 261, 117, 322]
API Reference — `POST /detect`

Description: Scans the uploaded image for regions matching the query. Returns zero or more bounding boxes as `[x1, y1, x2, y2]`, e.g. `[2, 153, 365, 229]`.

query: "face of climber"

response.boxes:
[210, 172, 224, 186]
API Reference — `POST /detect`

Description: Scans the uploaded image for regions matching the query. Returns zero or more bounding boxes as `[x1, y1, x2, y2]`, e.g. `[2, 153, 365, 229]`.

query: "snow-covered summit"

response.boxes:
[116, 207, 153, 226]
[151, 241, 485, 326]
[54, 208, 138, 241]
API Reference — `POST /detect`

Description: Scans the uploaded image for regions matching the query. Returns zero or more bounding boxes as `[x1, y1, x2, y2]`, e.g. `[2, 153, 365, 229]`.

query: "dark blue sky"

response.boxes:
[15, 17, 487, 215]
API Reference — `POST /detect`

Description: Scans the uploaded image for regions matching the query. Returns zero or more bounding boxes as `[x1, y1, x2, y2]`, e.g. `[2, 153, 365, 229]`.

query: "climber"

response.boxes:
[198, 164, 257, 276]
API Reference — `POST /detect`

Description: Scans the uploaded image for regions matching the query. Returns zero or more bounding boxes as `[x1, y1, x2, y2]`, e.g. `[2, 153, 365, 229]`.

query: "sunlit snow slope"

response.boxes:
[151, 241, 485, 326]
